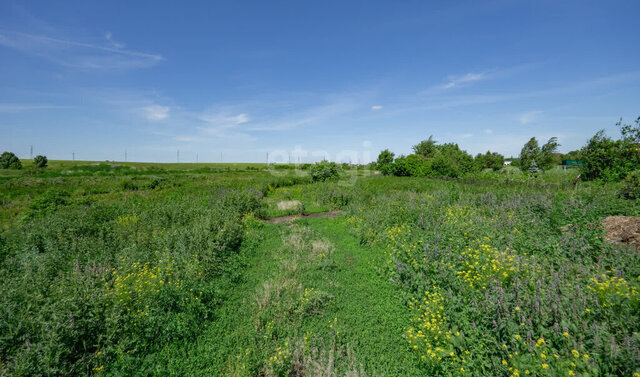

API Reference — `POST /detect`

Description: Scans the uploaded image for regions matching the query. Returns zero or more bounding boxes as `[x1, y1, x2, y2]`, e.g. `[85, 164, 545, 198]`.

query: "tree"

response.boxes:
[310, 160, 340, 182]
[580, 117, 640, 182]
[519, 137, 559, 172]
[519, 137, 540, 173]
[539, 137, 560, 170]
[0, 151, 22, 169]
[376, 149, 395, 175]
[34, 155, 48, 168]
[412, 136, 437, 158]
[475, 151, 505, 171]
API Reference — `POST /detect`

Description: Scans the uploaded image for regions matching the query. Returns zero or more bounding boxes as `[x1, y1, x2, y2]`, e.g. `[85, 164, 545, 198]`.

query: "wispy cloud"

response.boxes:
[442, 72, 486, 89]
[0, 30, 163, 70]
[371, 105, 383, 110]
[0, 103, 73, 112]
[142, 105, 170, 121]
[421, 72, 488, 94]
[198, 111, 250, 134]
[519, 110, 543, 124]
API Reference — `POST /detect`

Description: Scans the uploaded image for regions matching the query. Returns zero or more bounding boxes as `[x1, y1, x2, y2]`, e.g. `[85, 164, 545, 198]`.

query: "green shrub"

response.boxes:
[580, 117, 640, 182]
[0, 151, 22, 169]
[475, 151, 504, 171]
[120, 180, 139, 191]
[33, 155, 48, 168]
[619, 170, 640, 199]
[376, 149, 395, 175]
[310, 161, 340, 182]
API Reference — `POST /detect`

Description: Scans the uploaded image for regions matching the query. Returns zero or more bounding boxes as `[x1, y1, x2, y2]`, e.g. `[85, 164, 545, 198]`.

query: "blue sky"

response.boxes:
[1, 0, 639, 163]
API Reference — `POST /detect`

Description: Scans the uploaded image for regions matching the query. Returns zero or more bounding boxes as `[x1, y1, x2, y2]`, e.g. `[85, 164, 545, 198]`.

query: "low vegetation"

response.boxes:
[0, 116, 638, 375]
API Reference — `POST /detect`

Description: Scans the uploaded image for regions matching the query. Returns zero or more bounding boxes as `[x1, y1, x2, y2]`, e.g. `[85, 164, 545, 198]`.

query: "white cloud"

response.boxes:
[0, 30, 163, 70]
[371, 105, 383, 110]
[484, 129, 493, 134]
[104, 31, 125, 49]
[442, 72, 486, 89]
[142, 105, 170, 121]
[199, 111, 250, 132]
[519, 111, 543, 124]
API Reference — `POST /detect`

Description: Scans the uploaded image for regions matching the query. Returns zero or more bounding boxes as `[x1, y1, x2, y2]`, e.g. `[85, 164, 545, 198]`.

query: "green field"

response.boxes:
[1, 162, 639, 376]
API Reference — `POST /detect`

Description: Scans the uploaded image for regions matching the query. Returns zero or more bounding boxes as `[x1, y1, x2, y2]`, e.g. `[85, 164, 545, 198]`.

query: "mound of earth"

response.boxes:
[602, 216, 640, 249]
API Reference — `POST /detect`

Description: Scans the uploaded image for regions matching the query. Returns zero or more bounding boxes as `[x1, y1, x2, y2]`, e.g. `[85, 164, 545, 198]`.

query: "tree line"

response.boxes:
[376, 115, 640, 182]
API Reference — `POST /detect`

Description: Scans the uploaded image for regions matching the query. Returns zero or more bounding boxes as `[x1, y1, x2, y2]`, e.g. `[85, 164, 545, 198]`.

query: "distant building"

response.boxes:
[504, 160, 512, 166]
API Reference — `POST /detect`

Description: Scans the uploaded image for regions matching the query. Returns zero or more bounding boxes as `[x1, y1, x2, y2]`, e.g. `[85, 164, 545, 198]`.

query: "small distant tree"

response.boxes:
[539, 137, 560, 170]
[412, 136, 437, 158]
[376, 149, 395, 175]
[519, 137, 540, 172]
[519, 137, 559, 172]
[528, 160, 541, 175]
[0, 151, 22, 169]
[310, 160, 340, 182]
[475, 151, 505, 171]
[34, 155, 48, 168]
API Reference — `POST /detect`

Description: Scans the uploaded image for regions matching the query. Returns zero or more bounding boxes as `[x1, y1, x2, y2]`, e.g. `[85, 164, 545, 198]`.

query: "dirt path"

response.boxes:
[264, 209, 344, 223]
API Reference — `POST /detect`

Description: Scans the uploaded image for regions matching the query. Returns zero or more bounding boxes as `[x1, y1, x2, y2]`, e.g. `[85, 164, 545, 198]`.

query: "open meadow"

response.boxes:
[1, 161, 639, 376]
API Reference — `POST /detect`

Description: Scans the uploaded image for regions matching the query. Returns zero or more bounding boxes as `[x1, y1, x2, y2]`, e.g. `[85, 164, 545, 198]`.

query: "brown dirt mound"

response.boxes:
[602, 216, 640, 249]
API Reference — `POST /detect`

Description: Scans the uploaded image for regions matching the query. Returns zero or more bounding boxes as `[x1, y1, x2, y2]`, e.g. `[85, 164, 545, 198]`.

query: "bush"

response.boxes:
[0, 151, 22, 169]
[580, 117, 640, 182]
[33, 155, 48, 168]
[377, 149, 395, 175]
[475, 151, 504, 171]
[619, 170, 640, 199]
[310, 161, 340, 182]
[120, 180, 139, 191]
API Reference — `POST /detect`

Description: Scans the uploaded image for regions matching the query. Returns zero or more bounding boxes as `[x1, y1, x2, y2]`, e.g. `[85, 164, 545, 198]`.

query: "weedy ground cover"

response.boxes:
[1, 162, 638, 376]
[343, 175, 640, 376]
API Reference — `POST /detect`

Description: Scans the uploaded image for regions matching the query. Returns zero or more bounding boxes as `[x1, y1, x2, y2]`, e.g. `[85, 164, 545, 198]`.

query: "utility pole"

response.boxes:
[266, 152, 269, 164]
[30, 145, 33, 159]
[177, 149, 180, 163]
[72, 152, 75, 161]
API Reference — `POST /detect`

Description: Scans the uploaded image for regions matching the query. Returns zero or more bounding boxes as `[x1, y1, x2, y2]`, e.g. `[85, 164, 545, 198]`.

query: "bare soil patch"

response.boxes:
[266, 210, 344, 224]
[602, 216, 640, 249]
[277, 200, 303, 211]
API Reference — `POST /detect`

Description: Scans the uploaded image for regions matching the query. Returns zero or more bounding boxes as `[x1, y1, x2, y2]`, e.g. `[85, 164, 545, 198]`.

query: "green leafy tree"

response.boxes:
[0, 151, 22, 169]
[412, 136, 437, 158]
[475, 151, 505, 171]
[580, 117, 640, 181]
[310, 160, 340, 182]
[519, 137, 559, 172]
[429, 143, 476, 178]
[561, 150, 582, 161]
[539, 137, 560, 170]
[391, 155, 411, 176]
[34, 155, 48, 168]
[376, 149, 395, 175]
[519, 137, 540, 172]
